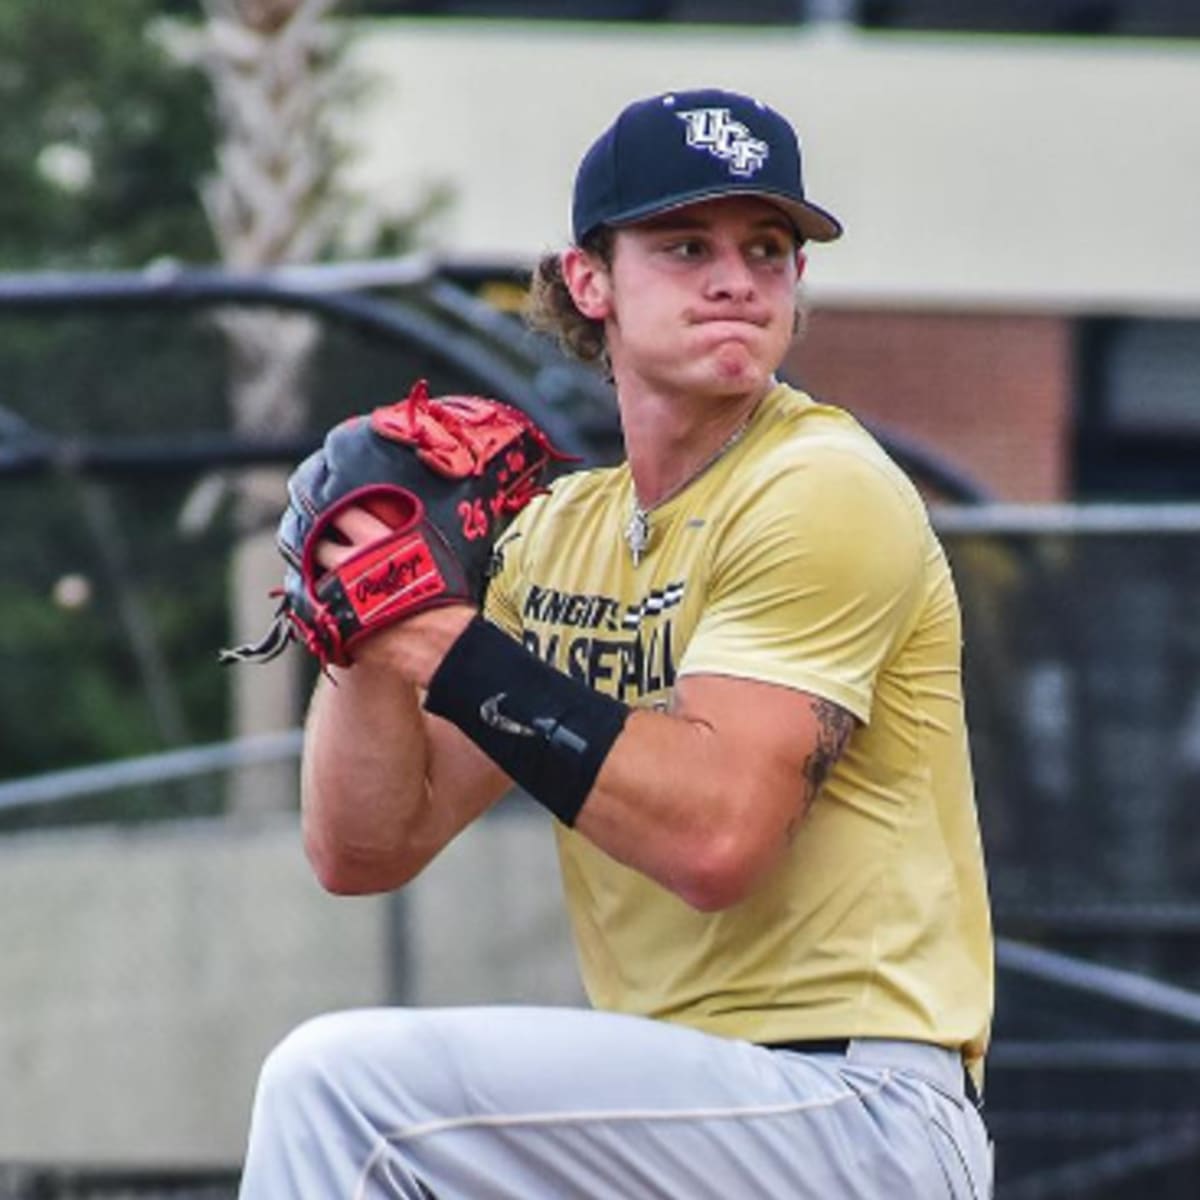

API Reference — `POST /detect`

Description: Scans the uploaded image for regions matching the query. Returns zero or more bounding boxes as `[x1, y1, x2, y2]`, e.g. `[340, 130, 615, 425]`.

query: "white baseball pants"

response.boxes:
[238, 1005, 992, 1199]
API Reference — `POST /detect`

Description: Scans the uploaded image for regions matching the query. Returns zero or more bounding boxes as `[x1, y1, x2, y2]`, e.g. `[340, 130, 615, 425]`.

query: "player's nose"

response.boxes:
[702, 244, 757, 301]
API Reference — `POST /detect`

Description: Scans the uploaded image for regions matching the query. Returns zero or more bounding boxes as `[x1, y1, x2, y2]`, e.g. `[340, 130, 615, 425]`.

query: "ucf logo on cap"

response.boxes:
[676, 108, 770, 178]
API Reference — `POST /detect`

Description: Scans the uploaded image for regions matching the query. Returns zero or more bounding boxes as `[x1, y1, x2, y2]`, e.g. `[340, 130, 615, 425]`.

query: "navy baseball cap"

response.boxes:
[571, 88, 843, 245]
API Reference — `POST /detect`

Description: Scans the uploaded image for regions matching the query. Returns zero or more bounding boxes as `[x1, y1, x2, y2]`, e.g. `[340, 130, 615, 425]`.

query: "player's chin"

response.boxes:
[695, 337, 773, 390]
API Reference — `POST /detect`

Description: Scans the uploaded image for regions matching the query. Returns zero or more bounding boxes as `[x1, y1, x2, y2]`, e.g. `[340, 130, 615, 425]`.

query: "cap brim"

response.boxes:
[608, 185, 843, 243]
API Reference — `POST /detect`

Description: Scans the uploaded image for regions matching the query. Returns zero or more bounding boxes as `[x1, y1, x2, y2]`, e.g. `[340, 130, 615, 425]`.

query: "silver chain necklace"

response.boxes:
[623, 411, 755, 567]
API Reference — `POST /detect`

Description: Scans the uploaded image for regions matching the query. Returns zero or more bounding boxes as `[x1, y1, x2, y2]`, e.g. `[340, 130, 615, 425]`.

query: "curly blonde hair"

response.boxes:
[524, 229, 614, 369]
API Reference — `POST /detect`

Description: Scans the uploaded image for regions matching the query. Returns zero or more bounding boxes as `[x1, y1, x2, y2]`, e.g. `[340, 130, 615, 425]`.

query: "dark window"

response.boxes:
[1076, 318, 1200, 498]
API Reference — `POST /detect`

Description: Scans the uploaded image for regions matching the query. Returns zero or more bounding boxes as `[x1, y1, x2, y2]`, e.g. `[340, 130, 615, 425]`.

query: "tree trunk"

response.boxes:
[193, 0, 341, 816]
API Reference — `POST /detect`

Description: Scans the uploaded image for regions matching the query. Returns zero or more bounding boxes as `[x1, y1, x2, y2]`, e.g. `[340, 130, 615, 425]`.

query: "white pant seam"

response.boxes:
[351, 1071, 893, 1200]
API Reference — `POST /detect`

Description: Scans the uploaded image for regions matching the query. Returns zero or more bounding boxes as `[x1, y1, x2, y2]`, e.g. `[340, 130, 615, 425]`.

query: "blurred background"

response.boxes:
[0, 1, 1198, 1196]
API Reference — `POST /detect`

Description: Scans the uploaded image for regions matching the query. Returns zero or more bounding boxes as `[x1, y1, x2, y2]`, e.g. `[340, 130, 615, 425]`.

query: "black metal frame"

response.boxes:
[0, 260, 986, 503]
[0, 1165, 237, 1199]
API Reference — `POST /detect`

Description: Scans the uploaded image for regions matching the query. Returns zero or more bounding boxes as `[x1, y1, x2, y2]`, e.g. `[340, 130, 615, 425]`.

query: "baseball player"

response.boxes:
[237, 87, 994, 1198]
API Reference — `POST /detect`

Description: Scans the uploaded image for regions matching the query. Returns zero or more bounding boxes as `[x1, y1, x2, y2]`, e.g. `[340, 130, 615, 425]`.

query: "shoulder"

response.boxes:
[735, 387, 928, 537]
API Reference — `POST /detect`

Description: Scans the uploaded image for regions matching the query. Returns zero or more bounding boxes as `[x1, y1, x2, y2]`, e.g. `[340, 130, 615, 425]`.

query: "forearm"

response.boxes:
[581, 692, 854, 903]
[575, 708, 800, 911]
[301, 664, 434, 892]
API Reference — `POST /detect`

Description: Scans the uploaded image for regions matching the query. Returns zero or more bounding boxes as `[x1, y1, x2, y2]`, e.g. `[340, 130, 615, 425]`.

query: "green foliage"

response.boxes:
[0, 583, 161, 766]
[0, 0, 216, 269]
[0, 464, 231, 783]
[0, 1, 221, 790]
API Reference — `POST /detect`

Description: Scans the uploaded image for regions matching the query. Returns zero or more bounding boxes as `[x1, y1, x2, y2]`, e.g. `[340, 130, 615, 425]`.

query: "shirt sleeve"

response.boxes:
[679, 446, 928, 723]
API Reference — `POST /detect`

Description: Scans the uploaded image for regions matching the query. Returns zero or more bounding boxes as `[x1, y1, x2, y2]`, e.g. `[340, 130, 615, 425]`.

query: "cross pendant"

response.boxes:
[624, 507, 650, 567]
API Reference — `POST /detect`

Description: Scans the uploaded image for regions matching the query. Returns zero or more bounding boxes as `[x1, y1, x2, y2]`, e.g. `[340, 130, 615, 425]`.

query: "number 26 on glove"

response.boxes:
[457, 498, 491, 541]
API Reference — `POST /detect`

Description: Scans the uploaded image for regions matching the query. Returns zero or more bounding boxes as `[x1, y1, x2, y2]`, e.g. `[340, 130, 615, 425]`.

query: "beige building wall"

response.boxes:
[343, 21, 1200, 314]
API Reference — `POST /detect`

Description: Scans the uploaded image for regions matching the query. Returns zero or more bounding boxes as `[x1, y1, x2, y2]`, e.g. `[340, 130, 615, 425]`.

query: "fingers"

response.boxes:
[314, 505, 392, 571]
[335, 506, 392, 543]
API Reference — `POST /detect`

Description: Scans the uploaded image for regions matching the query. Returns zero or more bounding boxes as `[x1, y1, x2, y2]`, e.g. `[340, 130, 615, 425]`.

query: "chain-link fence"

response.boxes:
[944, 507, 1200, 1199]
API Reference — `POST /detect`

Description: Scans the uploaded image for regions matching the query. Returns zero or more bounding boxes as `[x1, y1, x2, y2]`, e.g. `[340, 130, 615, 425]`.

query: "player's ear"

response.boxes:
[561, 245, 613, 321]
[795, 245, 808, 281]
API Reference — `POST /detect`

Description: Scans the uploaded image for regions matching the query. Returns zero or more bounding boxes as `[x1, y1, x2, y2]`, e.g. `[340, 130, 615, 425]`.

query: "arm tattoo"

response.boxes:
[798, 697, 855, 815]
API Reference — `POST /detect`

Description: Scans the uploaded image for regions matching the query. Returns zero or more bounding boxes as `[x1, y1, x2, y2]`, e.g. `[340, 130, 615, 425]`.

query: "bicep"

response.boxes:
[671, 672, 856, 831]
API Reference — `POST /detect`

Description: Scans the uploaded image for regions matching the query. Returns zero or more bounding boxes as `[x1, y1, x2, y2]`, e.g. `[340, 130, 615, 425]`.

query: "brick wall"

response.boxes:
[786, 308, 1074, 501]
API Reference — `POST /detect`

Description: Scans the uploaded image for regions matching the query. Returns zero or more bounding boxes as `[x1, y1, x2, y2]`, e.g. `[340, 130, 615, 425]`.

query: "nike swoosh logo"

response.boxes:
[479, 692, 536, 737]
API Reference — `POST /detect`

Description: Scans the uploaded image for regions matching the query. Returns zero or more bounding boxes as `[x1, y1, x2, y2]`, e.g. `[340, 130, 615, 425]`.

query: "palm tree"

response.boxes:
[193, 0, 342, 814]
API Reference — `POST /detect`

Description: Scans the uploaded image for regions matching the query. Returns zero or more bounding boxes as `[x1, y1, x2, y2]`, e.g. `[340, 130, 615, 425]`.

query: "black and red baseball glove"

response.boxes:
[221, 379, 570, 669]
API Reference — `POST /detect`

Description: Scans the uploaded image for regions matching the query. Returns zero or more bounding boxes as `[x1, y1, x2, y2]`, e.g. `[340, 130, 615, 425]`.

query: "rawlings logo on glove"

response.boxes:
[220, 380, 571, 669]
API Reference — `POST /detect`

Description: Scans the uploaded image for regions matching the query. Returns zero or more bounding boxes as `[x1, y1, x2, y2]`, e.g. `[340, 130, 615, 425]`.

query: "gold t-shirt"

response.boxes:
[485, 383, 993, 1075]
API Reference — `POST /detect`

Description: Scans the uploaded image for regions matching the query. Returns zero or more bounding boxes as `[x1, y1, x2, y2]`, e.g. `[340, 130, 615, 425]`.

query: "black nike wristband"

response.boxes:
[423, 617, 631, 826]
